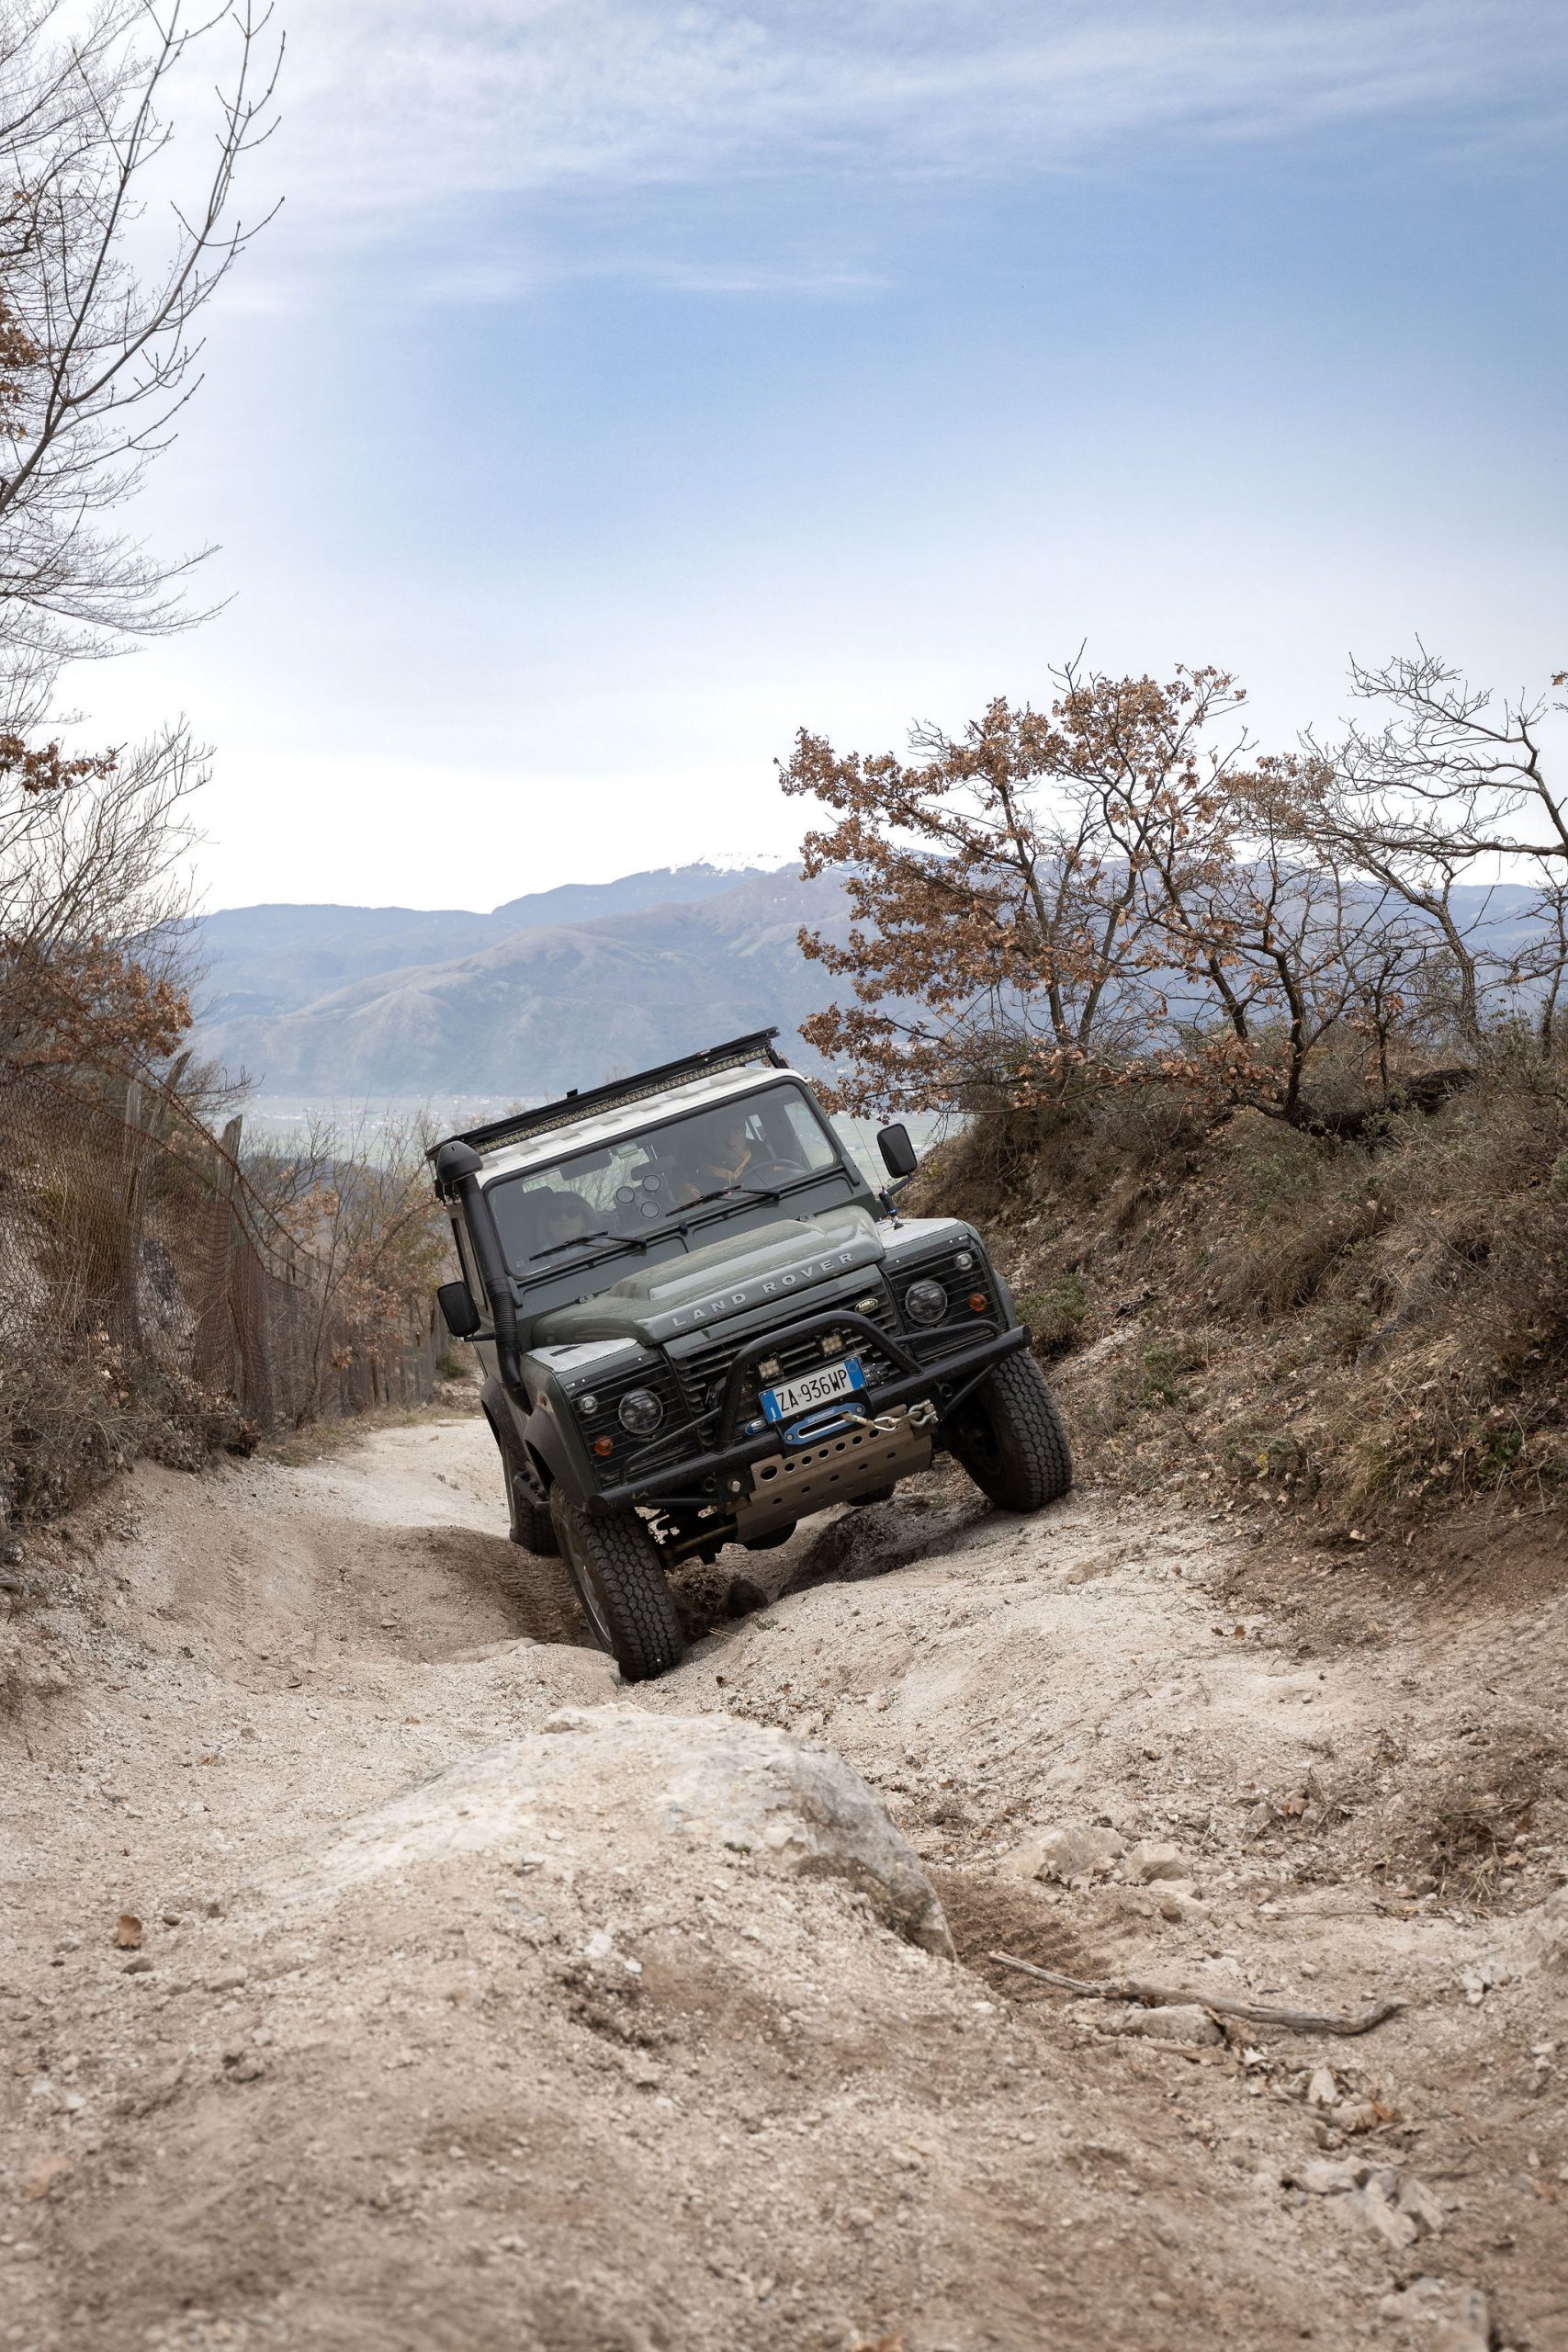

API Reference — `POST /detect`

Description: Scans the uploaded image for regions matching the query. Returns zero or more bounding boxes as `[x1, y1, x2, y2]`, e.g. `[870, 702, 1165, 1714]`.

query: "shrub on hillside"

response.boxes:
[924, 1042, 1568, 1531]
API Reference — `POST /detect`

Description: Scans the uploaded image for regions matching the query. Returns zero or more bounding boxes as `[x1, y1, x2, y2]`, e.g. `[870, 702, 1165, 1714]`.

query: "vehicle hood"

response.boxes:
[530, 1204, 885, 1349]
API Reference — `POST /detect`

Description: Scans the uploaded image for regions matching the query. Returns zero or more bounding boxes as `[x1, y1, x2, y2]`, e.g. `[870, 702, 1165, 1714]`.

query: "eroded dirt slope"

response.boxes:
[2, 1417, 1564, 2351]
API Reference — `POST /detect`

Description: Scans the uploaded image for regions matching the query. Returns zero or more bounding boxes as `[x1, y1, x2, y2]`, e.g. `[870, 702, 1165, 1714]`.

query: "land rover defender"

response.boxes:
[430, 1031, 1071, 1680]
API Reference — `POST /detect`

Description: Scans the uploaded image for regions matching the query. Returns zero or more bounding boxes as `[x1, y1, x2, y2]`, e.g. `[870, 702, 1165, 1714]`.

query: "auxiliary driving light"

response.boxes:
[904, 1278, 948, 1326]
[617, 1388, 664, 1437]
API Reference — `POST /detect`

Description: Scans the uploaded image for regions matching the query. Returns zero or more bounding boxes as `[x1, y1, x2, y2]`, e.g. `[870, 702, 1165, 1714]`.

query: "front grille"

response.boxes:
[671, 1283, 904, 1430]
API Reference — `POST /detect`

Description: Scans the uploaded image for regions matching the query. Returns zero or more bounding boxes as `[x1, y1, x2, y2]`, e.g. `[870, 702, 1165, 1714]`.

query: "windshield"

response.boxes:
[486, 1083, 845, 1277]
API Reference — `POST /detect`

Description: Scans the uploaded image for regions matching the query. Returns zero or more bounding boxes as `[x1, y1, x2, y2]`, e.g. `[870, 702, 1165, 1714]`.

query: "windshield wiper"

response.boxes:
[671, 1182, 782, 1217]
[527, 1225, 655, 1269]
[660, 1182, 785, 1243]
[525, 1185, 783, 1270]
[528, 1228, 619, 1263]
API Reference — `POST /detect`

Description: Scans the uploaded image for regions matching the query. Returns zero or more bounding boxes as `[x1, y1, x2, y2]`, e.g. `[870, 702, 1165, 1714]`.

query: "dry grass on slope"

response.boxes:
[922, 1047, 1568, 1542]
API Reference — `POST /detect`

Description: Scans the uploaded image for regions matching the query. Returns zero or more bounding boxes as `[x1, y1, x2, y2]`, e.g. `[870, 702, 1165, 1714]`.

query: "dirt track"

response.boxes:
[2, 1409, 1564, 2350]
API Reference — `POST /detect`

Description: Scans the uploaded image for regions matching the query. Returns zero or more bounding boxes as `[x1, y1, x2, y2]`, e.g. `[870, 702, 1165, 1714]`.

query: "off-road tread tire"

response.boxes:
[952, 1351, 1073, 1514]
[548, 1494, 685, 1683]
[491, 1417, 558, 1556]
[511, 1490, 558, 1557]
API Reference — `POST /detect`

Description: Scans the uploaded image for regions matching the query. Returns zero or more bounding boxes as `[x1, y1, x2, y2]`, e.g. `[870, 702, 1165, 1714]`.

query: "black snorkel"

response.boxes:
[432, 1138, 525, 1398]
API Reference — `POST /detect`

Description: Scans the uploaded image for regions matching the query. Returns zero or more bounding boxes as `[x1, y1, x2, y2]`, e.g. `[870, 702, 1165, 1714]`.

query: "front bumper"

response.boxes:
[587, 1317, 1030, 1514]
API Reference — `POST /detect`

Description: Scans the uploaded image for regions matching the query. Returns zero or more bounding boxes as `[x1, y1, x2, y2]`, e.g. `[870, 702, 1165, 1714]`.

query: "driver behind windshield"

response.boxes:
[683, 1110, 755, 1201]
[676, 1099, 809, 1204]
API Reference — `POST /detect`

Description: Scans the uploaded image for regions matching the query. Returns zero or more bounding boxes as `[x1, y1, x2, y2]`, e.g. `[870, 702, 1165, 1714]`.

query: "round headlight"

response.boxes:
[617, 1388, 664, 1436]
[904, 1278, 948, 1326]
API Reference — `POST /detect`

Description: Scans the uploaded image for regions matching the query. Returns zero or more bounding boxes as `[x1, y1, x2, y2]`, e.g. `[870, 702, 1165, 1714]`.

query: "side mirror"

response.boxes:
[436, 1279, 481, 1340]
[876, 1122, 919, 1182]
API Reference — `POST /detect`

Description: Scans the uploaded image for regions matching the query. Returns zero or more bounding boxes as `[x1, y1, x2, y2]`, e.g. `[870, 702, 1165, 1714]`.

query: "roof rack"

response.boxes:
[430, 1028, 789, 1163]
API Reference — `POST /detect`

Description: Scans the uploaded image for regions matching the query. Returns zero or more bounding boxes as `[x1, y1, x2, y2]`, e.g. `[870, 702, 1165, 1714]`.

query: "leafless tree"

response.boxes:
[0, 1, 282, 730]
[1, 720, 197, 944]
[0, 718, 202, 1079]
[1297, 649, 1568, 1053]
[0, 3, 280, 1081]
[1141, 770, 1410, 1125]
[1504, 877, 1568, 1058]
[243, 1108, 449, 1408]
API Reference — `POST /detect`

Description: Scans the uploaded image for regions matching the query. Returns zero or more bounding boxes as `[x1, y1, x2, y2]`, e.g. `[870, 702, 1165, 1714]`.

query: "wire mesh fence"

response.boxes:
[0, 1067, 439, 1520]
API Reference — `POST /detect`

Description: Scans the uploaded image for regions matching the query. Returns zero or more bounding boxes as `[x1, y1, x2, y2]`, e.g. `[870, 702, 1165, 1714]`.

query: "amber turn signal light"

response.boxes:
[967, 1292, 987, 1312]
[592, 1435, 615, 1458]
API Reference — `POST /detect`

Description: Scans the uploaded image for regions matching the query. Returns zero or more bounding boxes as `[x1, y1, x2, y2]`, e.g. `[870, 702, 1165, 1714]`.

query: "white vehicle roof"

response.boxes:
[477, 1066, 812, 1185]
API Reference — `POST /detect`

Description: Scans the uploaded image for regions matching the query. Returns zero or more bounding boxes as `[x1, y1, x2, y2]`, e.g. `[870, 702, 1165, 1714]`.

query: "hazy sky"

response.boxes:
[79, 2, 1568, 912]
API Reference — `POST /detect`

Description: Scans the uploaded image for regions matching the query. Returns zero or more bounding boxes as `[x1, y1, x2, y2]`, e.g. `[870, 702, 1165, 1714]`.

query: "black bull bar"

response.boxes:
[587, 1308, 1031, 1516]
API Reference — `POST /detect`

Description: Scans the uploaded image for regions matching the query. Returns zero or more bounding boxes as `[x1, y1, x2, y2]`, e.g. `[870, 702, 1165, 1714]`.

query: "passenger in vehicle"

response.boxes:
[534, 1187, 601, 1251]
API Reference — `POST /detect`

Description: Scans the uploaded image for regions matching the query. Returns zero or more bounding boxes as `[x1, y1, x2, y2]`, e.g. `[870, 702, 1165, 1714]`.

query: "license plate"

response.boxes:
[760, 1355, 866, 1423]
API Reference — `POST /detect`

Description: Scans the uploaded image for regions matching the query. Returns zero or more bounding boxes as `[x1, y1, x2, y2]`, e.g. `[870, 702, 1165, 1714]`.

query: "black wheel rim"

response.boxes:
[955, 1396, 1002, 1476]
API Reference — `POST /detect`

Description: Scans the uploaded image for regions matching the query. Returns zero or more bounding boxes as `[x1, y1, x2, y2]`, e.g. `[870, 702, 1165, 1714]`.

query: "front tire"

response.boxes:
[496, 1419, 558, 1556]
[949, 1351, 1073, 1513]
[548, 1494, 685, 1682]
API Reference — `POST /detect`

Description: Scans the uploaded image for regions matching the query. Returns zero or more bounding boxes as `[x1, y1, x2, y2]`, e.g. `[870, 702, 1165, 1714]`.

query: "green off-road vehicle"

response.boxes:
[430, 1032, 1071, 1680]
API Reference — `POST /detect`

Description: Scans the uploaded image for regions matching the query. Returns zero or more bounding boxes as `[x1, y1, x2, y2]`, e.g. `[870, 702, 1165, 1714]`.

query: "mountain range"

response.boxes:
[188, 862, 1554, 1110]
[187, 865, 848, 1100]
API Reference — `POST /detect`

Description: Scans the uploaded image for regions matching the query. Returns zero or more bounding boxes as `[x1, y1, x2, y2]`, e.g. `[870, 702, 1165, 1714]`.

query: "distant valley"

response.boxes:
[187, 864, 849, 1103]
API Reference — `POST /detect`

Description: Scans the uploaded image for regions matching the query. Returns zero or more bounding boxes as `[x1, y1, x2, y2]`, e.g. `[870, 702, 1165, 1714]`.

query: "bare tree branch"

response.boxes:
[0, 0, 283, 729]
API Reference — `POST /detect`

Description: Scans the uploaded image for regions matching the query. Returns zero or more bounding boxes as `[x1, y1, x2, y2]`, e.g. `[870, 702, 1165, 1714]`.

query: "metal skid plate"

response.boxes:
[732, 1402, 935, 1539]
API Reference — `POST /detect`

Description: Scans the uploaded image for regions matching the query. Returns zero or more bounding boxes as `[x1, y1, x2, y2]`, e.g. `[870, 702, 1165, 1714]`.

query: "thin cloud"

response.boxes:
[278, 0, 1568, 232]
[645, 261, 887, 295]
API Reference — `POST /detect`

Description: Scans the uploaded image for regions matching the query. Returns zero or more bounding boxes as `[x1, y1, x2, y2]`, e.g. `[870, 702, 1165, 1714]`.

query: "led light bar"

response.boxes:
[427, 1029, 788, 1165]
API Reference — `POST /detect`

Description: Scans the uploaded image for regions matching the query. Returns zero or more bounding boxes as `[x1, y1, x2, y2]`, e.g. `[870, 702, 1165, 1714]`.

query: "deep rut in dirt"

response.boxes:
[2, 1410, 1563, 2351]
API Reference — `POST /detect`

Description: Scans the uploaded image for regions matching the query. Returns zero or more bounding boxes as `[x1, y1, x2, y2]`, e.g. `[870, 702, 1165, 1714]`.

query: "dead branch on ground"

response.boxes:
[987, 1951, 1405, 2036]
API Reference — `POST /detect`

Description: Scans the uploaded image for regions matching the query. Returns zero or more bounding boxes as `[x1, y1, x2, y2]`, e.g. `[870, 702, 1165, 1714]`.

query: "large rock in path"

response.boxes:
[257, 1703, 953, 1957]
